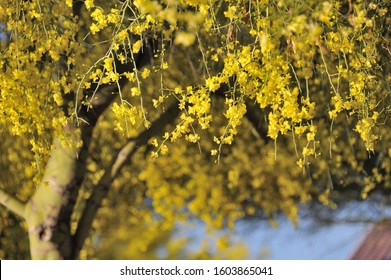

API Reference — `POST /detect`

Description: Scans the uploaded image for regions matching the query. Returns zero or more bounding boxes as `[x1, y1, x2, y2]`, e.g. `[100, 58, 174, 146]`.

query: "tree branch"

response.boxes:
[0, 188, 26, 218]
[57, 37, 157, 233]
[244, 100, 270, 142]
[211, 82, 270, 142]
[72, 101, 180, 258]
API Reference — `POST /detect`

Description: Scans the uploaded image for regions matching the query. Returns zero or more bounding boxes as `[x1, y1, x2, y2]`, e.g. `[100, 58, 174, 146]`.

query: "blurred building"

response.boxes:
[350, 220, 391, 260]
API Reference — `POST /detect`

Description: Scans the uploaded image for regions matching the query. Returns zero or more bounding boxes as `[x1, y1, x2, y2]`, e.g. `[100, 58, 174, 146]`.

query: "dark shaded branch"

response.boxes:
[55, 85, 128, 240]
[0, 188, 26, 218]
[244, 100, 270, 142]
[54, 39, 159, 257]
[72, 101, 180, 258]
[72, 0, 85, 16]
[57, 35, 157, 226]
[211, 82, 270, 142]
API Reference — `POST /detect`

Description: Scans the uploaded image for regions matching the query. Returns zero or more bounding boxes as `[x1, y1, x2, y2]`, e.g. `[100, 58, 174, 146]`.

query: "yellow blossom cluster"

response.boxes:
[0, 0, 83, 183]
[80, 0, 390, 215]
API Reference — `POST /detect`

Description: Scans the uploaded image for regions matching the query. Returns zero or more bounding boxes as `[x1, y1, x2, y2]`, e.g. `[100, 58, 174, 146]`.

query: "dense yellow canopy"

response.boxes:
[0, 0, 390, 259]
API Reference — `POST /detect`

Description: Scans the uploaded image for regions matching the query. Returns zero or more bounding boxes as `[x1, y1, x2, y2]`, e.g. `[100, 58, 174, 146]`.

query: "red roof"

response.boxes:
[350, 220, 391, 260]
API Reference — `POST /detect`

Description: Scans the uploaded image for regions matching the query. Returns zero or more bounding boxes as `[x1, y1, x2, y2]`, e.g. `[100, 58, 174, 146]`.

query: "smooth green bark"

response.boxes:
[0, 189, 26, 218]
[24, 130, 78, 259]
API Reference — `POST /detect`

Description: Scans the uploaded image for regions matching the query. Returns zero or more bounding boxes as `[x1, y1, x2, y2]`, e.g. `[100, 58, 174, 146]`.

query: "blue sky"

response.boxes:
[239, 199, 391, 259]
[172, 217, 372, 260]
[240, 219, 370, 259]
[173, 199, 391, 260]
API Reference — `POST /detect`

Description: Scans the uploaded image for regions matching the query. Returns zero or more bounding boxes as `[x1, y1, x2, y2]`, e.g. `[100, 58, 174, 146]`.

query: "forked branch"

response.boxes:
[72, 101, 180, 258]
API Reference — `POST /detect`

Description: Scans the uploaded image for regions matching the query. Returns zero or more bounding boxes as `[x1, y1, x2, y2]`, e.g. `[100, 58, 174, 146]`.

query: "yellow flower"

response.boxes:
[224, 6, 237, 20]
[131, 87, 140, 96]
[85, 0, 94, 10]
[132, 40, 143, 53]
[141, 68, 150, 79]
[174, 31, 196, 47]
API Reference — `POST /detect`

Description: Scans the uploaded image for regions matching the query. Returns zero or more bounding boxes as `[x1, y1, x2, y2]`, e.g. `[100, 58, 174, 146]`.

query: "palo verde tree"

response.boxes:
[0, 0, 390, 259]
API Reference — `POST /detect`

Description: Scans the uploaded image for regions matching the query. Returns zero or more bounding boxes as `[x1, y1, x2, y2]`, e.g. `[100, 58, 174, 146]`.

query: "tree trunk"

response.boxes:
[24, 128, 79, 259]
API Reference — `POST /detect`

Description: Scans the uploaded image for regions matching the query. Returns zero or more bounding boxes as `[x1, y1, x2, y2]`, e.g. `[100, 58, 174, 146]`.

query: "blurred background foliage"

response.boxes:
[0, 0, 390, 259]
